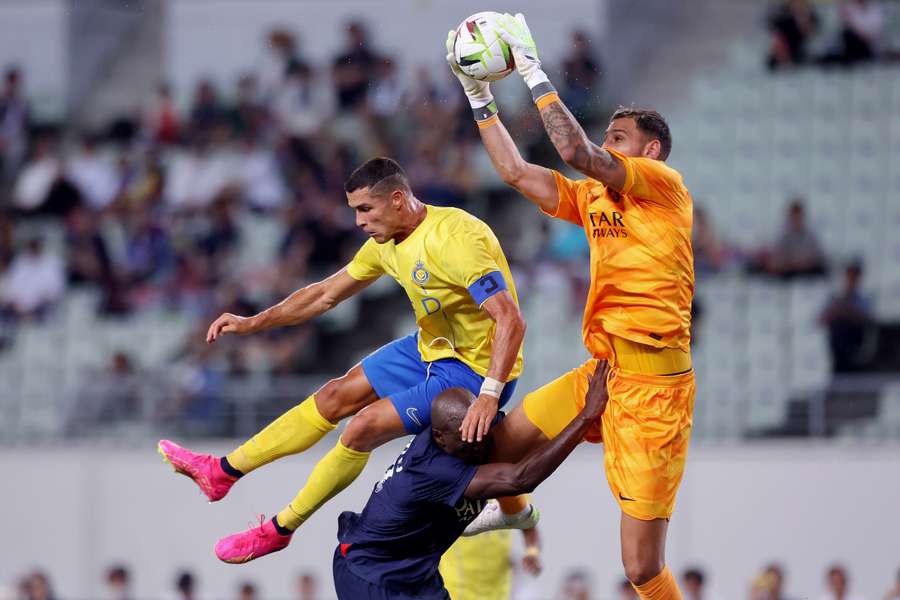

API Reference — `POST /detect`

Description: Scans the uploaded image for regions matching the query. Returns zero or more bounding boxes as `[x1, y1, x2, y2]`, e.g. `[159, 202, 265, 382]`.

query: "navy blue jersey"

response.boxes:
[337, 430, 486, 589]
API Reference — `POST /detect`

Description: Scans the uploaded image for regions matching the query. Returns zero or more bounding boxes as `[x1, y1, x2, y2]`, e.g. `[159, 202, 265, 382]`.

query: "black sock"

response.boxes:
[220, 456, 244, 478]
[272, 516, 294, 536]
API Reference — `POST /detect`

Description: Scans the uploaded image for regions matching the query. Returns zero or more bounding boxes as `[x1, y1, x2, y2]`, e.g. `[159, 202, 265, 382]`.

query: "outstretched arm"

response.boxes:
[477, 118, 560, 214]
[445, 30, 559, 213]
[495, 13, 626, 191]
[537, 100, 626, 191]
[206, 267, 375, 343]
[463, 361, 610, 499]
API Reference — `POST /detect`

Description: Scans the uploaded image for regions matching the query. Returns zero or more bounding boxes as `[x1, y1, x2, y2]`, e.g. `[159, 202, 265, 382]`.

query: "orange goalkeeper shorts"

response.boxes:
[522, 359, 695, 521]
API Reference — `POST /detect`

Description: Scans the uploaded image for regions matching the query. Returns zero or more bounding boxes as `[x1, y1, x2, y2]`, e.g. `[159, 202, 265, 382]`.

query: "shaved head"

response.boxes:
[431, 388, 472, 433]
[431, 388, 490, 462]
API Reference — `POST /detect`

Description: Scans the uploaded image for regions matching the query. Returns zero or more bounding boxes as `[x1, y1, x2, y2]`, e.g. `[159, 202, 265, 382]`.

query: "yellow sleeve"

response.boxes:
[607, 148, 687, 209]
[345, 238, 384, 281]
[443, 225, 507, 304]
[542, 171, 586, 227]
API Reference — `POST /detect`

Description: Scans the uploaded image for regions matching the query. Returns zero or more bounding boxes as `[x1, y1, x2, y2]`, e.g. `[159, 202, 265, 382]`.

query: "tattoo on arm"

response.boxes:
[540, 102, 619, 179]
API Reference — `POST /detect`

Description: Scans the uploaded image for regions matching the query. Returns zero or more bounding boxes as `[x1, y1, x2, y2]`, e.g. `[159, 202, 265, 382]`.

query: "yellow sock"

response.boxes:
[498, 494, 529, 515]
[633, 566, 682, 600]
[227, 395, 335, 474]
[276, 440, 370, 531]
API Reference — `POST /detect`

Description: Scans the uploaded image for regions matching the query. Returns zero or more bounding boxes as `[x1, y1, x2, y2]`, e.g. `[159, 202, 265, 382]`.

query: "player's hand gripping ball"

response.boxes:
[452, 11, 515, 82]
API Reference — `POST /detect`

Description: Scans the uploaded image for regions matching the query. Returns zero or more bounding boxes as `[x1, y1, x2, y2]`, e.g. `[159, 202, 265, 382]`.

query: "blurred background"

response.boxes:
[1, 0, 900, 598]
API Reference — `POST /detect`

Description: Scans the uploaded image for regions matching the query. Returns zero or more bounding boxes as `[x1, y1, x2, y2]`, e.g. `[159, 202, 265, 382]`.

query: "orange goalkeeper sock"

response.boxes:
[632, 566, 683, 600]
[497, 494, 529, 515]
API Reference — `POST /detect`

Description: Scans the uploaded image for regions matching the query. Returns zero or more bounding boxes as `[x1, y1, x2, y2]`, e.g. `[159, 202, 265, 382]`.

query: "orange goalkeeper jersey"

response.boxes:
[545, 149, 694, 356]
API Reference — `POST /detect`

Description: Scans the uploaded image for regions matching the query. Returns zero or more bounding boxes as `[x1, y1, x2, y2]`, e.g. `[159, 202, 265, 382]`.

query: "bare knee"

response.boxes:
[314, 378, 348, 422]
[622, 554, 664, 586]
[315, 369, 374, 422]
[342, 407, 387, 451]
[341, 401, 406, 452]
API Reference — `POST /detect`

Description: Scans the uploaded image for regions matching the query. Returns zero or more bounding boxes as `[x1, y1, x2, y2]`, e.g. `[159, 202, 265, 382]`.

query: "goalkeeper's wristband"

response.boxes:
[530, 81, 557, 105]
[472, 99, 499, 123]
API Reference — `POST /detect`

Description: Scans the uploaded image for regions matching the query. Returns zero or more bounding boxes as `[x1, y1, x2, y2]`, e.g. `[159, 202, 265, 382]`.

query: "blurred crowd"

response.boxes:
[0, 19, 605, 433]
[8, 564, 320, 600]
[693, 192, 885, 373]
[765, 0, 898, 70]
[0, 8, 894, 440]
[9, 560, 900, 600]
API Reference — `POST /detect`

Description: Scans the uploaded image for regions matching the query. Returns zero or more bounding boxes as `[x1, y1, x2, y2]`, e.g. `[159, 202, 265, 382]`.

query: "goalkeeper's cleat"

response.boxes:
[158, 439, 237, 502]
[215, 515, 292, 564]
[461, 499, 540, 537]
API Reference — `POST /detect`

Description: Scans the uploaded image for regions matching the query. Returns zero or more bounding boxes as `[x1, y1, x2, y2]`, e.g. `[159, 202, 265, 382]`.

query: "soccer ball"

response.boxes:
[453, 12, 515, 82]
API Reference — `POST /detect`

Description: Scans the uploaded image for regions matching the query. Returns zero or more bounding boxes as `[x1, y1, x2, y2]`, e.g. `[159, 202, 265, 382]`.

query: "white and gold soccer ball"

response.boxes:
[452, 12, 515, 82]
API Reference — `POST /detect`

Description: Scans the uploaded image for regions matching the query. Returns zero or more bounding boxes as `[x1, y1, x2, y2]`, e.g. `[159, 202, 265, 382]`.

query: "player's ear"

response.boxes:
[390, 188, 405, 208]
[643, 138, 661, 160]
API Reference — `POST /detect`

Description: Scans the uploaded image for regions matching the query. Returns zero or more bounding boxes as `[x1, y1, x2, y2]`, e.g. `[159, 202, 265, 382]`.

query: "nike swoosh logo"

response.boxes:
[406, 408, 423, 427]
[619, 492, 636, 502]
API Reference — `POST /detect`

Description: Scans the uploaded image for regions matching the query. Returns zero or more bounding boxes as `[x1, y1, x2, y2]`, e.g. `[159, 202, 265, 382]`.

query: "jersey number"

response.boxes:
[479, 275, 499, 294]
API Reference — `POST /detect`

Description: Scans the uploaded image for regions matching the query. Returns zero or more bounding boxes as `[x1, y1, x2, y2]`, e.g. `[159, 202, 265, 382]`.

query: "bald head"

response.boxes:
[431, 388, 473, 433]
[431, 388, 490, 462]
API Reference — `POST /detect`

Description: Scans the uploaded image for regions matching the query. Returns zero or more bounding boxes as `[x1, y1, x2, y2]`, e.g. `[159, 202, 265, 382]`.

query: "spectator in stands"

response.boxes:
[294, 571, 319, 600]
[683, 566, 723, 600]
[367, 57, 404, 150]
[21, 570, 57, 600]
[66, 350, 141, 435]
[693, 205, 729, 275]
[558, 569, 593, 600]
[236, 135, 286, 211]
[0, 210, 12, 270]
[104, 564, 134, 600]
[820, 261, 874, 373]
[821, 0, 885, 65]
[144, 83, 181, 145]
[0, 237, 65, 320]
[170, 570, 196, 600]
[123, 206, 172, 287]
[332, 21, 380, 112]
[197, 195, 240, 271]
[65, 135, 120, 210]
[0, 66, 29, 182]
[884, 566, 900, 600]
[12, 137, 61, 213]
[560, 30, 604, 122]
[273, 60, 328, 182]
[752, 199, 827, 279]
[165, 137, 234, 210]
[819, 564, 866, 600]
[257, 28, 300, 102]
[66, 205, 128, 314]
[187, 79, 226, 140]
[749, 562, 796, 600]
[766, 0, 820, 70]
[237, 581, 258, 600]
[229, 74, 268, 139]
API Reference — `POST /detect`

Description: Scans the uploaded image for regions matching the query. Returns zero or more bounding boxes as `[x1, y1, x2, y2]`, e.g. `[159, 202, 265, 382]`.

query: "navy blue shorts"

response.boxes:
[360, 333, 517, 434]
[332, 546, 450, 600]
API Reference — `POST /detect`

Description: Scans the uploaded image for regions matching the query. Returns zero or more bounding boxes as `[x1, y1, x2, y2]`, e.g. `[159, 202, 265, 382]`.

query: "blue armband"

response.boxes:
[468, 271, 507, 306]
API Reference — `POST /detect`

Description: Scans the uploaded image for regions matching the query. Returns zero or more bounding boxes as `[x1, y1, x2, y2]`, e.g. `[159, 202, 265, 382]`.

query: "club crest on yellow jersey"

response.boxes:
[412, 260, 430, 285]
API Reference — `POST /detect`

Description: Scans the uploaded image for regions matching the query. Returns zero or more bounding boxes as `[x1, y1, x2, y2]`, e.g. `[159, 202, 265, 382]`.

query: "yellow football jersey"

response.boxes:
[346, 204, 523, 379]
[440, 531, 513, 600]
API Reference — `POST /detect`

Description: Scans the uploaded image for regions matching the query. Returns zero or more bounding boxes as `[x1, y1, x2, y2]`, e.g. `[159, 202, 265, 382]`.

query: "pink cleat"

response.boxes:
[157, 439, 237, 502]
[215, 515, 292, 564]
